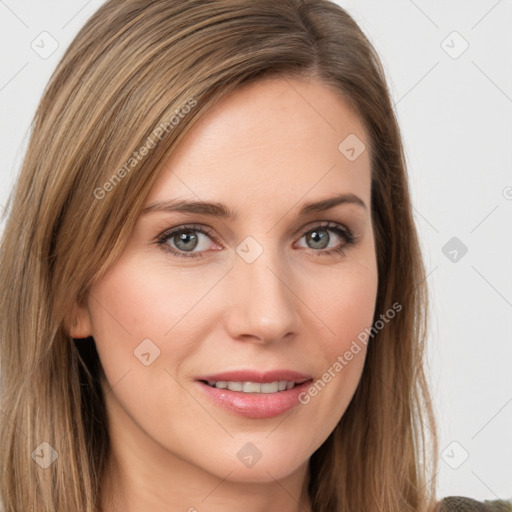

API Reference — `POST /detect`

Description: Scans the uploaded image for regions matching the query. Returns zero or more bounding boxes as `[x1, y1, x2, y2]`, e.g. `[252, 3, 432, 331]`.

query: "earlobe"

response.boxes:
[67, 301, 93, 339]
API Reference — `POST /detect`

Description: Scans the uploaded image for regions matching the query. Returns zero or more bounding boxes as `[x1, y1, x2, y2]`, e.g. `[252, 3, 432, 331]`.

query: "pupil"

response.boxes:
[309, 229, 328, 249]
[176, 230, 198, 251]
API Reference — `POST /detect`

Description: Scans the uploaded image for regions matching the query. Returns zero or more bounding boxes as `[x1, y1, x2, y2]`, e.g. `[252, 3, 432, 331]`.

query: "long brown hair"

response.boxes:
[0, 1, 437, 510]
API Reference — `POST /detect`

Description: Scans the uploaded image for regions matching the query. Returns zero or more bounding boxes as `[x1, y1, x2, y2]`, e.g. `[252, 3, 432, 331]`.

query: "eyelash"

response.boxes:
[155, 222, 357, 260]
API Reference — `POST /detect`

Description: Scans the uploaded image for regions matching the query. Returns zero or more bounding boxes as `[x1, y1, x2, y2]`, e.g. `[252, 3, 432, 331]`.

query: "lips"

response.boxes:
[196, 369, 312, 384]
[195, 369, 313, 419]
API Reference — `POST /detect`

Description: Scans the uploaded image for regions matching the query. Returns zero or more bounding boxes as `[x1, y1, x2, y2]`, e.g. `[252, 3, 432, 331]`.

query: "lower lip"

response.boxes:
[197, 380, 312, 419]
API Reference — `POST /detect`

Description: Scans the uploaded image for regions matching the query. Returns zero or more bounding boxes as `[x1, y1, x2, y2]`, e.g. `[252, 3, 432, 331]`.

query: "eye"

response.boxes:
[155, 222, 356, 259]
[295, 221, 356, 257]
[156, 224, 218, 259]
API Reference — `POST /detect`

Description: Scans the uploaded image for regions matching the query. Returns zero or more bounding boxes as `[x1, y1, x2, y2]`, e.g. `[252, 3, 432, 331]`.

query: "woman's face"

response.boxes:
[73, 76, 378, 488]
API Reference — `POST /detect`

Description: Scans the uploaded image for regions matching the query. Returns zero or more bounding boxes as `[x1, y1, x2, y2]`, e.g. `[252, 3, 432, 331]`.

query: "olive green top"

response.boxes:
[438, 496, 512, 511]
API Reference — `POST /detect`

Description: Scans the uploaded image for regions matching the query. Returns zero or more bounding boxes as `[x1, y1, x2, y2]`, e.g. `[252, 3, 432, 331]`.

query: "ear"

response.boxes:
[65, 299, 93, 339]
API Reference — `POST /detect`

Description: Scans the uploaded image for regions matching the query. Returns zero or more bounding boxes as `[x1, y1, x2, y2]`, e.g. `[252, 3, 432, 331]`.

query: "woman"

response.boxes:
[0, 1, 509, 511]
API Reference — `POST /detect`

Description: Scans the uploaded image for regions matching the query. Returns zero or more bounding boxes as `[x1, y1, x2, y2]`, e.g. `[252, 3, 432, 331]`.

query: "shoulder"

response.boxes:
[437, 496, 512, 511]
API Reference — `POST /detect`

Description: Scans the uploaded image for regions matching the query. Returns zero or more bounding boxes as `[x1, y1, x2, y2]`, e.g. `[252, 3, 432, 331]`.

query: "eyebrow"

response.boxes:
[142, 193, 367, 219]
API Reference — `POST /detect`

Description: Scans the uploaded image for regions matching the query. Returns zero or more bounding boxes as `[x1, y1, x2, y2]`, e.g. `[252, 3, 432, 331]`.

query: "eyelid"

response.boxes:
[154, 223, 219, 246]
[297, 219, 350, 235]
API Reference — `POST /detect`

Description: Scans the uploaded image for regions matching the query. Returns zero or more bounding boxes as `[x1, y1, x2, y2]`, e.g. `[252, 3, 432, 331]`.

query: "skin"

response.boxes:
[71, 76, 378, 512]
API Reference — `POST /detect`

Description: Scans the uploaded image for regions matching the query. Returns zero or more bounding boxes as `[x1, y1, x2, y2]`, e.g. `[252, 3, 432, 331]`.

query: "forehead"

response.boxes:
[146, 76, 371, 213]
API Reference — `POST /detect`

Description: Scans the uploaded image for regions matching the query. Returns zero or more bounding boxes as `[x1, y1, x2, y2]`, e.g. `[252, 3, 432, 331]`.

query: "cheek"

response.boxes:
[87, 255, 213, 358]
[86, 258, 188, 388]
[307, 253, 378, 354]
[86, 259, 201, 435]
[334, 270, 377, 342]
[300, 253, 378, 406]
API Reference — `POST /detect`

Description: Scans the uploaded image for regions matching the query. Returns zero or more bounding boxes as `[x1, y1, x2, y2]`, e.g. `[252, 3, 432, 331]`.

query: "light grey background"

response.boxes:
[1, 0, 511, 502]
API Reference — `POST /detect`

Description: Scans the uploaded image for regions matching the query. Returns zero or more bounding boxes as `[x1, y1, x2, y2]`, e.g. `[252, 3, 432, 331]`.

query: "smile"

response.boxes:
[204, 380, 299, 393]
[195, 369, 313, 419]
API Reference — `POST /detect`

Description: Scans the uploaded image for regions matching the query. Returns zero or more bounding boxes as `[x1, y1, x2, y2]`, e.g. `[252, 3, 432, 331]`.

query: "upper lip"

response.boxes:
[196, 369, 312, 384]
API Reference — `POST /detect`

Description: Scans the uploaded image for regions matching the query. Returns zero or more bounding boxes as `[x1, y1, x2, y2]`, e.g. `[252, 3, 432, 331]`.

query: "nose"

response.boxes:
[223, 244, 299, 345]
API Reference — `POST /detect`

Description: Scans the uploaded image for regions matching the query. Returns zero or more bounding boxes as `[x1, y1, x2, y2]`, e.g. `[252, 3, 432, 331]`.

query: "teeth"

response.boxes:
[227, 381, 243, 392]
[243, 382, 261, 393]
[260, 382, 279, 393]
[206, 380, 298, 393]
